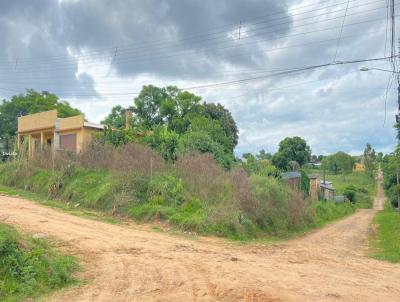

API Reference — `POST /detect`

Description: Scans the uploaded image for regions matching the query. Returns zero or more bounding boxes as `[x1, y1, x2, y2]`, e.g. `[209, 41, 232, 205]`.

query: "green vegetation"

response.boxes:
[0, 87, 367, 242]
[304, 168, 375, 208]
[321, 151, 355, 176]
[381, 147, 400, 208]
[100, 85, 238, 168]
[0, 143, 356, 241]
[0, 224, 78, 301]
[314, 201, 356, 225]
[370, 205, 400, 263]
[272, 136, 311, 170]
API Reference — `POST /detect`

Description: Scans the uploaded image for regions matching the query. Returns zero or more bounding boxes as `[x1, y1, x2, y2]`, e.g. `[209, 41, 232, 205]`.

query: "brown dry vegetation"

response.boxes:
[0, 141, 355, 239]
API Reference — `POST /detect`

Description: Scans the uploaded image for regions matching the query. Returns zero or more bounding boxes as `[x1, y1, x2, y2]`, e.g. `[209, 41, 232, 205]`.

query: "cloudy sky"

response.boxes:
[0, 0, 398, 155]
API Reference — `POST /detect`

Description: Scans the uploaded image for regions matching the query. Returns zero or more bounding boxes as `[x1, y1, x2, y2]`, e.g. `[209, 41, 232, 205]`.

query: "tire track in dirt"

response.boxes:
[0, 174, 399, 301]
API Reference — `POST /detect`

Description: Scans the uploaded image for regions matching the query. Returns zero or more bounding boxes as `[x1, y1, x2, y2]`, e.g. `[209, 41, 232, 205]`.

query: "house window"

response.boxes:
[60, 134, 77, 153]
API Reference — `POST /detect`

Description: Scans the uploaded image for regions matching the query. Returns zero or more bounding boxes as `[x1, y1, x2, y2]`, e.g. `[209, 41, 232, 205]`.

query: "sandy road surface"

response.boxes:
[0, 174, 399, 302]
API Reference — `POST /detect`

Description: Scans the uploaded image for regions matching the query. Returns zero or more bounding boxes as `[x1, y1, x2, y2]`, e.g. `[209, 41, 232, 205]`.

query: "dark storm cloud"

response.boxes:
[0, 0, 396, 155]
[60, 0, 292, 78]
[0, 0, 98, 99]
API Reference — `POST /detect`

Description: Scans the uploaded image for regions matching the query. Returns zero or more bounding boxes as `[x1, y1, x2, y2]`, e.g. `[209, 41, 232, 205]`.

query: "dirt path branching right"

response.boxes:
[0, 173, 399, 302]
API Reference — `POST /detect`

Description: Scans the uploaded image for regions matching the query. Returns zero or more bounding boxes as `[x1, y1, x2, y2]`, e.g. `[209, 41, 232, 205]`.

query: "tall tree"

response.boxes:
[101, 105, 132, 130]
[364, 143, 376, 177]
[201, 102, 238, 154]
[272, 137, 311, 170]
[322, 151, 355, 178]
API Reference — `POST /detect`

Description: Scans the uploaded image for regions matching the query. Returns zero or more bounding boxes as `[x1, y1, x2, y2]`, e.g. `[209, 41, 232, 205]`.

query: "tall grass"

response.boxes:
[0, 142, 355, 239]
[370, 204, 400, 263]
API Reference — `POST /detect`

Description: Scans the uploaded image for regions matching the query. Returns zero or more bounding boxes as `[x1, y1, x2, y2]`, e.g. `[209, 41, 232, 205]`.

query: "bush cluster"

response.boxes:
[343, 184, 371, 207]
[0, 143, 353, 239]
[0, 224, 77, 301]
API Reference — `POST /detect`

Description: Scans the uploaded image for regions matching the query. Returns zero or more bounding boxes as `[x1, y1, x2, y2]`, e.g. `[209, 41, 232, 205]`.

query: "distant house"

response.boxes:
[311, 162, 322, 168]
[353, 163, 365, 172]
[281, 171, 301, 191]
[17, 109, 104, 156]
[320, 180, 335, 200]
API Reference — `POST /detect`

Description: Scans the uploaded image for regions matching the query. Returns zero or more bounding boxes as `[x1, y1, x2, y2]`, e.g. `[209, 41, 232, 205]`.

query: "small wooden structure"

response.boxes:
[281, 172, 301, 191]
[320, 180, 336, 200]
[309, 175, 320, 200]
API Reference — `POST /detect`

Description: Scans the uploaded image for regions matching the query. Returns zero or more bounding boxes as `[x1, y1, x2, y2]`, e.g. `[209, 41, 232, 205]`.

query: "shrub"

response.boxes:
[0, 224, 78, 301]
[147, 173, 184, 206]
[344, 187, 356, 203]
[177, 131, 233, 169]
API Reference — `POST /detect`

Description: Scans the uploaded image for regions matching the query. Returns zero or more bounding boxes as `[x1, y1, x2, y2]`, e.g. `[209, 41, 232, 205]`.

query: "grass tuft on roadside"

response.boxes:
[0, 223, 79, 302]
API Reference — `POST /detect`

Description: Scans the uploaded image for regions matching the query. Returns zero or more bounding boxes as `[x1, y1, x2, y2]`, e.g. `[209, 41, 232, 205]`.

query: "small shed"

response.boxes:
[320, 180, 335, 200]
[309, 175, 320, 200]
[281, 171, 301, 191]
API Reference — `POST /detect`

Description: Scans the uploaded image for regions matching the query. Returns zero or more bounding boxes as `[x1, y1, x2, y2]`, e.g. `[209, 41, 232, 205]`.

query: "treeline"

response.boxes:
[382, 147, 400, 209]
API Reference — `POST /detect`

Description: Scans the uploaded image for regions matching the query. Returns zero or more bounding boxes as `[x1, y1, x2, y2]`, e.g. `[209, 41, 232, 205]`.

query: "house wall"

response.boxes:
[353, 163, 365, 172]
[309, 178, 320, 200]
[284, 177, 301, 191]
[321, 188, 335, 200]
[59, 115, 84, 131]
[18, 110, 103, 155]
[18, 110, 57, 133]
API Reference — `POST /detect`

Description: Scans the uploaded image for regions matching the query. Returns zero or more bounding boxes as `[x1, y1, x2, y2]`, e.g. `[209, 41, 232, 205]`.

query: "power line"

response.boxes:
[0, 28, 386, 86]
[0, 0, 381, 65]
[1, 55, 394, 98]
[333, 0, 351, 62]
[0, 9, 391, 79]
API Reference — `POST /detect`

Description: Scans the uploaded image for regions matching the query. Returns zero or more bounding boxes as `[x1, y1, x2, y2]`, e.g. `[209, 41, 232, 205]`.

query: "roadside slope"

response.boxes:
[0, 175, 398, 302]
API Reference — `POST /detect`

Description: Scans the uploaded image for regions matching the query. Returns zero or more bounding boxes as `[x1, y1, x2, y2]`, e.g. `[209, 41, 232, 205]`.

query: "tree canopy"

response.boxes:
[272, 136, 311, 170]
[363, 143, 376, 177]
[101, 85, 238, 167]
[321, 151, 355, 176]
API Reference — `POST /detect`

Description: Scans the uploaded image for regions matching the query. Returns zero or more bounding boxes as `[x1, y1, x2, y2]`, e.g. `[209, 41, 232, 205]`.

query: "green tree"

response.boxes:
[133, 85, 167, 128]
[101, 105, 134, 129]
[272, 137, 311, 170]
[201, 102, 238, 154]
[177, 131, 233, 169]
[241, 152, 279, 177]
[364, 143, 376, 177]
[256, 149, 272, 160]
[143, 125, 179, 161]
[321, 151, 355, 178]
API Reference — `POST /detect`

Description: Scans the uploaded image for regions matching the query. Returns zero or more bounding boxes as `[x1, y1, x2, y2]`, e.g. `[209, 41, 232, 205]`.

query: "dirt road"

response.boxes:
[0, 174, 399, 302]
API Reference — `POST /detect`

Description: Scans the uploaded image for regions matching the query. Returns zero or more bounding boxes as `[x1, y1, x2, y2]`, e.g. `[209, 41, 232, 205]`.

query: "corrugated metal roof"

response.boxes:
[320, 182, 335, 191]
[83, 122, 104, 130]
[281, 172, 301, 179]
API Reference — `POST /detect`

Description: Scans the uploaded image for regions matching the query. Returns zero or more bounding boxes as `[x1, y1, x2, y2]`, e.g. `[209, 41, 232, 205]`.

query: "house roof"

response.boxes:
[320, 181, 335, 191]
[281, 171, 301, 179]
[83, 122, 104, 130]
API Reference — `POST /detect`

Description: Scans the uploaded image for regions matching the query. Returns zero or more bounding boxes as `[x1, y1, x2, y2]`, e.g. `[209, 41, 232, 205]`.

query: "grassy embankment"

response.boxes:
[0, 144, 360, 240]
[304, 168, 376, 208]
[0, 224, 78, 302]
[370, 204, 400, 263]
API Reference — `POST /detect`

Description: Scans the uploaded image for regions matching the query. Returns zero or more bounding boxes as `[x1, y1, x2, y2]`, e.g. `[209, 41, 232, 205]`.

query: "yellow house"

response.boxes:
[17, 110, 104, 156]
[353, 162, 365, 172]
